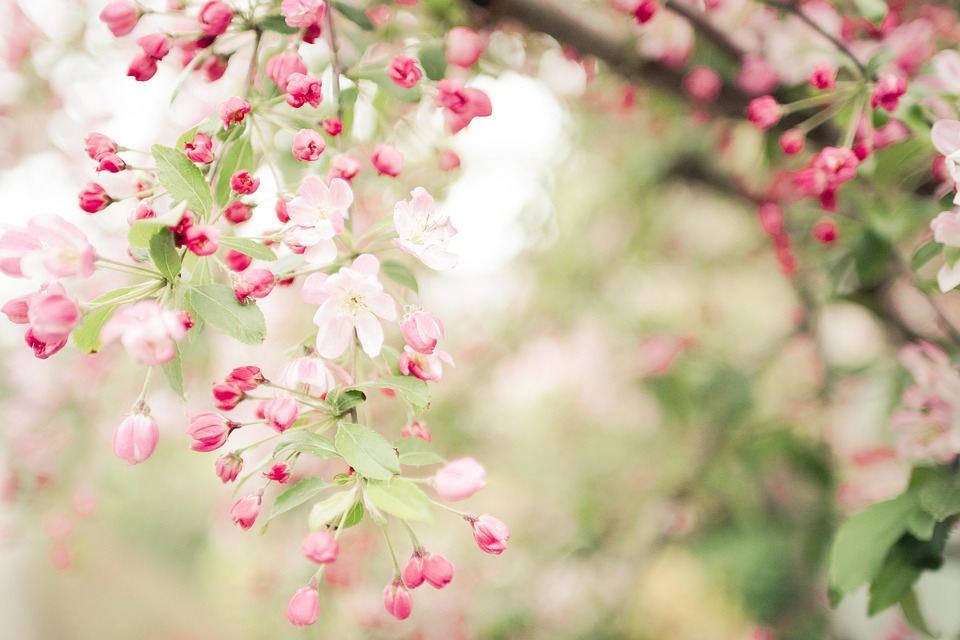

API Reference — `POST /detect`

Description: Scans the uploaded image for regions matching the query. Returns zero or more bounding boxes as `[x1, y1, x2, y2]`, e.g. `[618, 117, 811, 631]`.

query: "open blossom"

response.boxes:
[183, 132, 214, 163]
[286, 585, 320, 626]
[387, 55, 422, 88]
[100, 300, 188, 366]
[302, 254, 397, 358]
[230, 170, 259, 195]
[113, 412, 159, 465]
[286, 175, 352, 264]
[4, 283, 81, 352]
[399, 345, 454, 382]
[401, 419, 431, 442]
[470, 514, 510, 555]
[0, 214, 96, 280]
[282, 0, 327, 28]
[808, 62, 837, 89]
[434, 79, 493, 134]
[793, 146, 860, 212]
[266, 52, 307, 92]
[275, 357, 344, 397]
[394, 187, 458, 270]
[233, 268, 275, 302]
[215, 452, 243, 483]
[219, 96, 251, 130]
[433, 457, 486, 501]
[931, 119, 960, 204]
[890, 342, 960, 462]
[263, 462, 291, 483]
[870, 74, 907, 112]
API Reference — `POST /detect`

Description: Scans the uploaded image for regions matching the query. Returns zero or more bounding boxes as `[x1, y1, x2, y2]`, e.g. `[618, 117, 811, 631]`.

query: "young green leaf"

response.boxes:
[900, 588, 936, 637]
[259, 14, 300, 34]
[73, 285, 150, 353]
[867, 549, 921, 615]
[418, 45, 447, 81]
[335, 422, 400, 480]
[380, 259, 419, 294]
[308, 490, 357, 530]
[331, 1, 374, 30]
[351, 376, 430, 415]
[214, 137, 254, 208]
[218, 236, 278, 262]
[186, 283, 266, 345]
[365, 478, 434, 523]
[394, 436, 445, 466]
[149, 228, 182, 282]
[274, 431, 339, 459]
[268, 477, 329, 521]
[162, 343, 185, 399]
[911, 240, 941, 271]
[152, 144, 212, 218]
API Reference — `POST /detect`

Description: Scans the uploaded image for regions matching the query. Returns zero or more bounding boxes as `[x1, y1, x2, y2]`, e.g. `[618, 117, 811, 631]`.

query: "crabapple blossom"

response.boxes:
[932, 210, 960, 247]
[219, 96, 251, 130]
[233, 268, 275, 302]
[26, 293, 80, 344]
[226, 366, 266, 390]
[433, 458, 486, 501]
[808, 63, 836, 89]
[470, 514, 510, 555]
[100, 300, 188, 366]
[285, 73, 322, 108]
[434, 80, 493, 134]
[931, 119, 960, 202]
[183, 132, 213, 163]
[302, 531, 339, 564]
[223, 201, 253, 224]
[400, 309, 444, 354]
[266, 52, 307, 92]
[371, 144, 403, 177]
[286, 175, 351, 264]
[230, 170, 259, 195]
[256, 398, 298, 432]
[445, 27, 484, 67]
[127, 53, 158, 82]
[328, 154, 361, 181]
[286, 585, 320, 626]
[282, 0, 327, 29]
[198, 1, 233, 37]
[183, 224, 220, 256]
[137, 34, 172, 61]
[401, 419, 431, 442]
[84, 133, 117, 160]
[187, 412, 236, 452]
[78, 182, 112, 213]
[292, 129, 326, 162]
[393, 187, 458, 270]
[215, 453, 243, 483]
[275, 357, 343, 397]
[398, 345, 454, 382]
[387, 55, 422, 88]
[383, 580, 412, 620]
[870, 75, 907, 112]
[302, 254, 397, 358]
[230, 493, 262, 530]
[263, 463, 291, 483]
[99, 1, 140, 37]
[322, 118, 342, 136]
[0, 214, 96, 280]
[113, 413, 160, 466]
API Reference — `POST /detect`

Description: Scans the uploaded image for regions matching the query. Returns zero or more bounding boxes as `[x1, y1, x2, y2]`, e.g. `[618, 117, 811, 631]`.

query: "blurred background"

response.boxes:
[3, 1, 960, 639]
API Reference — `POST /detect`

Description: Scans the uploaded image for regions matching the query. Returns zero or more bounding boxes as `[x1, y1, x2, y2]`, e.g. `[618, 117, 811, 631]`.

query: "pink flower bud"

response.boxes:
[400, 309, 444, 354]
[285, 73, 322, 109]
[25, 329, 67, 359]
[292, 129, 325, 161]
[226, 366, 265, 390]
[281, 0, 327, 29]
[230, 170, 260, 195]
[127, 201, 155, 225]
[302, 531, 339, 564]
[137, 33, 173, 60]
[328, 154, 360, 181]
[263, 462, 291, 483]
[223, 201, 253, 224]
[682, 66, 721, 103]
[735, 55, 778, 95]
[746, 95, 781, 131]
[266, 52, 307, 92]
[256, 397, 298, 432]
[445, 27, 484, 67]
[808, 63, 836, 90]
[201, 54, 229, 82]
[421, 552, 454, 588]
[435, 79, 492, 134]
[813, 219, 838, 244]
[438, 148, 460, 171]
[757, 203, 784, 237]
[372, 144, 403, 177]
[286, 585, 320, 626]
[28, 295, 80, 343]
[2, 294, 31, 324]
[322, 118, 342, 136]
[401, 419, 431, 442]
[187, 411, 234, 452]
[78, 182, 112, 213]
[470, 514, 509, 555]
[870, 74, 907, 113]
[215, 452, 243, 482]
[113, 412, 160, 465]
[403, 553, 425, 588]
[198, 1, 233, 37]
[96, 153, 126, 173]
[399, 346, 453, 382]
[779, 129, 804, 155]
[387, 54, 423, 88]
[433, 457, 486, 501]
[219, 96, 251, 130]
[212, 382, 244, 411]
[184, 224, 220, 256]
[224, 248, 253, 271]
[234, 268, 276, 302]
[183, 133, 214, 163]
[127, 53, 158, 82]
[99, 1, 141, 37]
[229, 493, 261, 530]
[84, 132, 118, 160]
[367, 5, 392, 27]
[383, 580, 412, 620]
[632, 0, 659, 23]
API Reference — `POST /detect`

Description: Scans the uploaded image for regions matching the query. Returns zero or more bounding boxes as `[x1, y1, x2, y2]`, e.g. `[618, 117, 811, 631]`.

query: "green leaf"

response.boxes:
[339, 86, 359, 108]
[911, 240, 941, 271]
[186, 283, 266, 345]
[828, 493, 918, 605]
[852, 0, 888, 24]
[214, 137, 254, 208]
[351, 376, 430, 415]
[900, 588, 936, 637]
[918, 473, 960, 520]
[906, 510, 936, 541]
[867, 550, 921, 615]
[335, 422, 400, 480]
[274, 431, 339, 459]
[308, 490, 357, 530]
[152, 144, 212, 218]
[944, 246, 960, 268]
[268, 477, 329, 521]
[161, 343, 185, 399]
[326, 388, 367, 416]
[259, 14, 300, 34]
[380, 259, 419, 294]
[342, 499, 364, 528]
[331, 1, 374, 30]
[418, 45, 447, 81]
[364, 68, 422, 103]
[218, 236, 278, 262]
[366, 478, 434, 523]
[854, 228, 892, 287]
[149, 228, 182, 282]
[395, 437, 445, 466]
[73, 286, 148, 353]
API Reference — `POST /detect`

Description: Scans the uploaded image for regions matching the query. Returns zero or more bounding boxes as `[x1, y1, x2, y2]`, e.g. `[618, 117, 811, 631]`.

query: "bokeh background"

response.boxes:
[3, 1, 960, 639]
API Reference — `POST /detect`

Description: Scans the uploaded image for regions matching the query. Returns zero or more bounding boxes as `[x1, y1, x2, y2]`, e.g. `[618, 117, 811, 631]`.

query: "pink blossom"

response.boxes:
[286, 175, 352, 264]
[100, 300, 188, 365]
[870, 75, 907, 112]
[224, 249, 252, 271]
[292, 129, 326, 161]
[301, 254, 397, 358]
[400, 309, 444, 354]
[266, 53, 307, 92]
[682, 66, 721, 103]
[137, 33, 172, 61]
[219, 96, 251, 130]
[438, 148, 460, 171]
[198, 1, 233, 37]
[263, 462, 291, 483]
[372, 144, 403, 177]
[230, 170, 259, 195]
[276, 197, 291, 223]
[84, 133, 117, 160]
[25, 329, 67, 359]
[275, 357, 343, 397]
[184, 224, 219, 256]
[187, 412, 235, 452]
[446, 27, 484, 67]
[282, 0, 327, 29]
[779, 129, 804, 155]
[226, 366, 265, 390]
[328, 154, 361, 181]
[812, 219, 838, 243]
[387, 55, 422, 88]
[302, 531, 339, 564]
[433, 457, 486, 501]
[223, 201, 253, 224]
[127, 201, 155, 226]
[285, 73, 322, 108]
[233, 268, 275, 302]
[286, 585, 320, 626]
[398, 345, 454, 382]
[230, 493, 262, 530]
[931, 119, 960, 203]
[183, 132, 214, 163]
[127, 53, 158, 82]
[401, 419, 431, 442]
[323, 118, 342, 136]
[113, 413, 159, 465]
[0, 214, 96, 280]
[27, 293, 80, 344]
[99, 1, 140, 37]
[78, 182, 112, 213]
[215, 452, 243, 483]
[872, 119, 909, 150]
[807, 63, 836, 89]
[383, 580, 412, 620]
[96, 153, 126, 173]
[393, 186, 458, 270]
[470, 514, 509, 555]
[403, 552, 426, 588]
[212, 382, 244, 410]
[256, 398, 298, 432]
[435, 79, 493, 134]
[931, 210, 960, 246]
[421, 553, 454, 588]
[746, 96, 781, 131]
[201, 55, 229, 82]
[736, 56, 779, 95]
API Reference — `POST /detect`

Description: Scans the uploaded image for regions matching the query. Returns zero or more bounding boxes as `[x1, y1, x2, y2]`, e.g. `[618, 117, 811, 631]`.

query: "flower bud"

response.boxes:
[403, 553, 425, 588]
[813, 219, 838, 244]
[400, 309, 444, 354]
[28, 295, 80, 343]
[230, 170, 259, 195]
[127, 53, 158, 82]
[383, 580, 412, 620]
[445, 27, 484, 67]
[322, 118, 342, 136]
[223, 201, 253, 225]
[99, 1, 141, 37]
[113, 412, 160, 465]
[212, 381, 244, 411]
[682, 66, 721, 103]
[433, 457, 486, 501]
[215, 452, 243, 483]
[224, 249, 253, 271]
[187, 412, 234, 452]
[198, 1, 233, 37]
[266, 52, 307, 92]
[746, 96, 781, 131]
[219, 96, 251, 130]
[401, 419, 431, 442]
[438, 148, 460, 171]
[779, 129, 804, 155]
[226, 366, 265, 390]
[302, 531, 339, 564]
[808, 62, 837, 90]
[184, 224, 220, 256]
[183, 132, 214, 163]
[84, 133, 118, 160]
[275, 197, 291, 223]
[328, 154, 360, 181]
[78, 183, 112, 213]
[201, 54, 229, 82]
[263, 462, 291, 483]
[470, 514, 509, 555]
[421, 552, 454, 588]
[387, 54, 422, 88]
[286, 585, 320, 626]
[25, 329, 67, 359]
[256, 397, 298, 432]
[371, 144, 403, 177]
[137, 33, 173, 61]
[292, 129, 325, 161]
[230, 493, 261, 530]
[96, 153, 126, 173]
